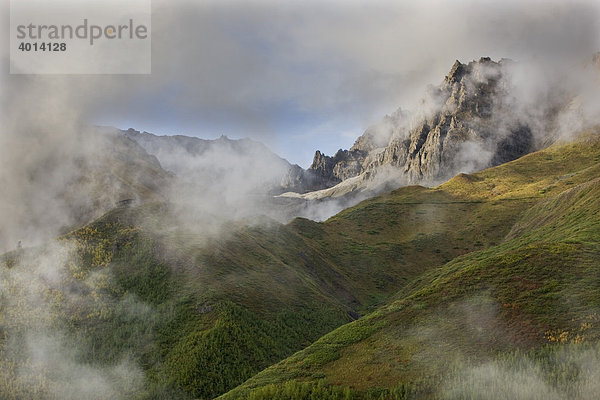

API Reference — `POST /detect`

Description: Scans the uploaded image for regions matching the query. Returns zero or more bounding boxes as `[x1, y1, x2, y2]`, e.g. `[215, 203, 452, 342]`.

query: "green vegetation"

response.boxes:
[238, 342, 600, 399]
[220, 132, 600, 398]
[2, 131, 600, 399]
[0, 207, 351, 399]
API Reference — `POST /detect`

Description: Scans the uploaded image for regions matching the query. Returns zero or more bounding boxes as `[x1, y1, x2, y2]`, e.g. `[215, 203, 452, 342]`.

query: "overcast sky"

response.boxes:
[3, 0, 600, 167]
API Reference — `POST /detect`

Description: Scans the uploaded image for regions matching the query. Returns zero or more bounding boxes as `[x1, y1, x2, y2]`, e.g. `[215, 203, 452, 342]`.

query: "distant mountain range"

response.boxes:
[112, 58, 569, 220]
[45, 55, 598, 232]
[122, 129, 325, 195]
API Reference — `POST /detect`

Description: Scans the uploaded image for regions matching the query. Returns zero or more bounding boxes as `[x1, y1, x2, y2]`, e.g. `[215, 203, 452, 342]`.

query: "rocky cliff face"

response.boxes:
[308, 149, 366, 187]
[305, 57, 546, 194]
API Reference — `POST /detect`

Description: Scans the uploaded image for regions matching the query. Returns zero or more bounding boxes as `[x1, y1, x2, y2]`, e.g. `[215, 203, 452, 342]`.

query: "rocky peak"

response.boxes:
[298, 57, 552, 199]
[310, 150, 335, 179]
[308, 148, 366, 186]
[445, 60, 468, 84]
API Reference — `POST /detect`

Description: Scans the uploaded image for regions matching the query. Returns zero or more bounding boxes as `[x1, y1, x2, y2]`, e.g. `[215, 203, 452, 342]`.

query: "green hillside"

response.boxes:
[2, 131, 600, 400]
[0, 204, 358, 399]
[219, 132, 600, 399]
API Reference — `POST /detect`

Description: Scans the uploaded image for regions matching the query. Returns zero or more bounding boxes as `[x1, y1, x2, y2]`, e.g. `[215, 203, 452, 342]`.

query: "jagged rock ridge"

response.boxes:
[302, 57, 550, 198]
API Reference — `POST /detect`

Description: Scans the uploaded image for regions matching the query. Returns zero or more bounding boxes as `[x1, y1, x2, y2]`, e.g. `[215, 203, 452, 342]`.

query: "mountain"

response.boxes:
[122, 129, 324, 195]
[3, 125, 599, 400]
[219, 129, 600, 399]
[2, 56, 599, 400]
[0, 126, 172, 251]
[70, 128, 171, 212]
[290, 57, 563, 201]
[120, 128, 359, 223]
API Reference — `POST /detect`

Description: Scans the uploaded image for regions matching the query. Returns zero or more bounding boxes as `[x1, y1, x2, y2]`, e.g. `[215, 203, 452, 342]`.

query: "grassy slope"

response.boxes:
[220, 133, 600, 399]
[0, 205, 357, 399]
[2, 132, 599, 400]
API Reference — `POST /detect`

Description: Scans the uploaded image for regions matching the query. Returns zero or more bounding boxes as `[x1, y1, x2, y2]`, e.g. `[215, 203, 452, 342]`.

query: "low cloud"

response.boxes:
[0, 242, 146, 399]
[444, 346, 600, 400]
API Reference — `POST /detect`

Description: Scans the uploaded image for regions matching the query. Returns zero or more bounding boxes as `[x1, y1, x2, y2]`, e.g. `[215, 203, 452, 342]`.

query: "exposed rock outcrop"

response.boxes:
[308, 149, 366, 187]
[298, 57, 553, 199]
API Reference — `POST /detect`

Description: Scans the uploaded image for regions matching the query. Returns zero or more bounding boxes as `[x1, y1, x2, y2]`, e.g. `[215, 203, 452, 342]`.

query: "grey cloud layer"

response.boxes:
[4, 0, 599, 145]
[148, 0, 600, 138]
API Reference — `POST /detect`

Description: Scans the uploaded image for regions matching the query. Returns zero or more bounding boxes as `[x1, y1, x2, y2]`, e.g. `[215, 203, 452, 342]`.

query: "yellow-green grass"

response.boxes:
[3, 130, 600, 400]
[220, 131, 600, 399]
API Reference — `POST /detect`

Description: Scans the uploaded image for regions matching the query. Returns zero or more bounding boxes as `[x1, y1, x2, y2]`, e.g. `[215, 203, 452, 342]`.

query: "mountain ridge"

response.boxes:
[219, 128, 600, 399]
[291, 57, 563, 201]
[2, 127, 599, 400]
[1, 54, 599, 400]
[122, 128, 327, 195]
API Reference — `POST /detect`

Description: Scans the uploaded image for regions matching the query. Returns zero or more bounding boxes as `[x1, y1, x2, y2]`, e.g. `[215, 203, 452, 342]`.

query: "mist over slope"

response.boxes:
[220, 129, 600, 400]
[0, 126, 171, 253]
[1, 0, 600, 398]
[2, 126, 600, 400]
[119, 128, 359, 226]
[0, 121, 329, 254]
